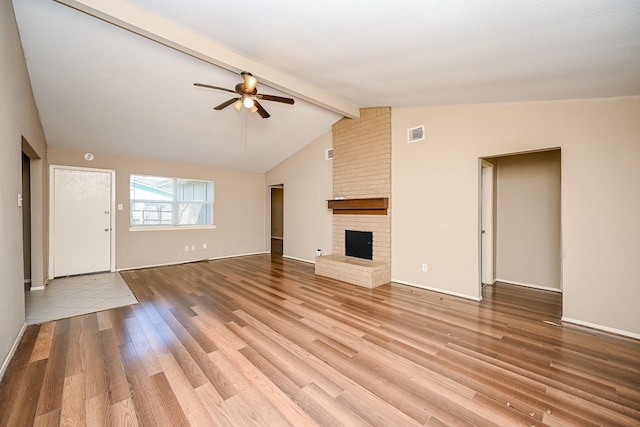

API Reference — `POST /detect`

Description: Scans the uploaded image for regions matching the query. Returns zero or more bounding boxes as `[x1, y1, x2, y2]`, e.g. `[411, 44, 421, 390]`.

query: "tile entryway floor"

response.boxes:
[25, 272, 138, 324]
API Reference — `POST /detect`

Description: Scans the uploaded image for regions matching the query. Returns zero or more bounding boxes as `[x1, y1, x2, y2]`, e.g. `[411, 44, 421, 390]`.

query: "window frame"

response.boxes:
[129, 174, 215, 230]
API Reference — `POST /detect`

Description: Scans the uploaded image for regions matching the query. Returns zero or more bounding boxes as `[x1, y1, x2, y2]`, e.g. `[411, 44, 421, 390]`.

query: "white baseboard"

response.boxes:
[561, 316, 640, 340]
[391, 279, 481, 302]
[116, 252, 269, 272]
[495, 278, 562, 293]
[283, 255, 314, 264]
[30, 285, 45, 291]
[210, 252, 268, 261]
[0, 322, 28, 381]
[117, 259, 205, 271]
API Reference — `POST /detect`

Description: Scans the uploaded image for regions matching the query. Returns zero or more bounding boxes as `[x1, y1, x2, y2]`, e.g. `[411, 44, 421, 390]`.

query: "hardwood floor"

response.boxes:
[1, 255, 639, 426]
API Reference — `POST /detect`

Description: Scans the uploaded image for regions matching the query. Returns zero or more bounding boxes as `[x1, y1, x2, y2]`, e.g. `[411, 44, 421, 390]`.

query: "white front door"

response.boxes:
[52, 167, 113, 277]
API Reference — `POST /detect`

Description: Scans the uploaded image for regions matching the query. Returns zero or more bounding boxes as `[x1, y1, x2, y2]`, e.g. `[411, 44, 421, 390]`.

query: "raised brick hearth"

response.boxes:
[315, 254, 388, 289]
[315, 107, 391, 288]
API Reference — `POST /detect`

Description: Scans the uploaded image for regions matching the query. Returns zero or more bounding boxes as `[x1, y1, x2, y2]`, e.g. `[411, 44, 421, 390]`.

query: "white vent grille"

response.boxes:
[407, 125, 425, 143]
[325, 148, 333, 160]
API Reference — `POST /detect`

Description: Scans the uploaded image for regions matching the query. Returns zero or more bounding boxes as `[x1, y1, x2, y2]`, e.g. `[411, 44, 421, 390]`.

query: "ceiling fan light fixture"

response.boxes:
[233, 99, 243, 111]
[243, 96, 255, 109]
[250, 105, 258, 114]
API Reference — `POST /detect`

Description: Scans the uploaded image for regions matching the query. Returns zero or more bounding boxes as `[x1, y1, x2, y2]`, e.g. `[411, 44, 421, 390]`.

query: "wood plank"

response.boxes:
[60, 373, 86, 426]
[30, 322, 55, 362]
[96, 310, 113, 331]
[0, 324, 40, 425]
[85, 393, 109, 426]
[33, 409, 61, 427]
[82, 313, 108, 399]
[6, 359, 48, 426]
[118, 342, 162, 426]
[65, 315, 89, 377]
[148, 372, 191, 427]
[99, 327, 131, 405]
[35, 320, 70, 416]
[107, 398, 139, 427]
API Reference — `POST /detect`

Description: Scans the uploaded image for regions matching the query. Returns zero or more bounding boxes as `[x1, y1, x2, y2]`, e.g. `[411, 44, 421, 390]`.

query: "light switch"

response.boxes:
[18, 193, 23, 207]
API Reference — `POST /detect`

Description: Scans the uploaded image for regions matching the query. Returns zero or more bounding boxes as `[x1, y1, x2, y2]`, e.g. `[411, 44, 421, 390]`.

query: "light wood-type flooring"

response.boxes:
[1, 254, 639, 426]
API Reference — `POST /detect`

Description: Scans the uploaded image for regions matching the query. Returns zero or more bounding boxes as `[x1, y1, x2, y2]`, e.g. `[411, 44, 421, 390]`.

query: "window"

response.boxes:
[130, 174, 214, 228]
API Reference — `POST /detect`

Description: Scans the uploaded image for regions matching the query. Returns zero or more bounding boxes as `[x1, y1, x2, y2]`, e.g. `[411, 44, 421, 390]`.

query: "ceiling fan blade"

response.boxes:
[255, 94, 295, 104]
[253, 100, 271, 119]
[194, 83, 237, 94]
[241, 72, 258, 94]
[214, 98, 240, 110]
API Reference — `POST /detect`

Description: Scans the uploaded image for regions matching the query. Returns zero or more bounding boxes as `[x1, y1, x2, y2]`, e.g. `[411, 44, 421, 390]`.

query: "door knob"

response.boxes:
[104, 228, 110, 232]
[105, 210, 110, 214]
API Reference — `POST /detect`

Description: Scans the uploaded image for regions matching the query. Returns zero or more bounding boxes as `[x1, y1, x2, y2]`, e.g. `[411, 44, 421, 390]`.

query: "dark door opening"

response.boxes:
[22, 151, 31, 291]
[270, 186, 283, 255]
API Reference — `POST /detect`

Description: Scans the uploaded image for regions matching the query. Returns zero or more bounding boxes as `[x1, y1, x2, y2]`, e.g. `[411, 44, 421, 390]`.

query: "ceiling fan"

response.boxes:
[194, 72, 294, 119]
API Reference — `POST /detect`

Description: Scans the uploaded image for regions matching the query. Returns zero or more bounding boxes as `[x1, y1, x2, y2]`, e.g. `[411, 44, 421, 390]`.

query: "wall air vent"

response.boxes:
[325, 148, 334, 160]
[407, 125, 425, 143]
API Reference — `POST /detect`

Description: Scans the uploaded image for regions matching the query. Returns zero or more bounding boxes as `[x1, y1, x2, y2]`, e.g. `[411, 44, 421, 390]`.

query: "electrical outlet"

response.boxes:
[184, 246, 189, 252]
[202, 243, 207, 250]
[191, 245, 196, 251]
[422, 263, 428, 272]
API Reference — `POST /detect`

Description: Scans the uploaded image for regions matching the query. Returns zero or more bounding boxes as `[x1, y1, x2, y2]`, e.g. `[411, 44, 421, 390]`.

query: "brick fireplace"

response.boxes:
[315, 107, 391, 288]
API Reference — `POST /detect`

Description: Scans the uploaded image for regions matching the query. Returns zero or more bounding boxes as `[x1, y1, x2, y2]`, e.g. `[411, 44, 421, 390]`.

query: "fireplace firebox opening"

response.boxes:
[345, 230, 373, 260]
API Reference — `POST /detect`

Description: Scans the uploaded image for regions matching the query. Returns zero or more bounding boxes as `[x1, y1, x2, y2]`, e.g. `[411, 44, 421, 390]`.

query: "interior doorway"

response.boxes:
[270, 185, 284, 255]
[50, 166, 115, 277]
[480, 160, 494, 287]
[22, 152, 31, 291]
[480, 149, 562, 298]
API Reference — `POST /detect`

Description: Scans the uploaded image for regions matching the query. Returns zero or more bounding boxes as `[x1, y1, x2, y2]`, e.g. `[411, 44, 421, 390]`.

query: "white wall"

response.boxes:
[495, 150, 562, 290]
[392, 97, 640, 336]
[0, 0, 48, 374]
[265, 131, 333, 262]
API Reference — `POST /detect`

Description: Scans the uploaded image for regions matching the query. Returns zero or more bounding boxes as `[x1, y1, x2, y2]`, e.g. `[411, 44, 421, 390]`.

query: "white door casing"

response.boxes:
[481, 161, 494, 285]
[50, 166, 115, 277]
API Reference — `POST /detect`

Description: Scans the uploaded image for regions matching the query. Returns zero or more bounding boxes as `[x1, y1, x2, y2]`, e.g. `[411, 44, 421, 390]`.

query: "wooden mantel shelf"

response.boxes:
[327, 197, 388, 215]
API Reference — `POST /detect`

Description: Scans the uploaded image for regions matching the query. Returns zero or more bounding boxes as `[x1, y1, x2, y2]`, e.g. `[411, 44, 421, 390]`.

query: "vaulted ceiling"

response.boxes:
[13, 0, 640, 172]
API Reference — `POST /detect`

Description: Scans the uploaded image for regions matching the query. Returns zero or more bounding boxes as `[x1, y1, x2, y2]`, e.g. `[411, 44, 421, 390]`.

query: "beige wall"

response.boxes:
[495, 150, 562, 290]
[48, 147, 266, 270]
[392, 97, 640, 336]
[265, 131, 333, 262]
[1, 0, 48, 373]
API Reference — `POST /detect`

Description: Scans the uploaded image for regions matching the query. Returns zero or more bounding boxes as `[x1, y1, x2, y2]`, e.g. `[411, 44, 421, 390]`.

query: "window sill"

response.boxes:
[129, 225, 217, 232]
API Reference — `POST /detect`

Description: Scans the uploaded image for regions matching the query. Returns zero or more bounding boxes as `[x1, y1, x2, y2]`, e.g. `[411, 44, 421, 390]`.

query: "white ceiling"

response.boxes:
[13, 0, 640, 172]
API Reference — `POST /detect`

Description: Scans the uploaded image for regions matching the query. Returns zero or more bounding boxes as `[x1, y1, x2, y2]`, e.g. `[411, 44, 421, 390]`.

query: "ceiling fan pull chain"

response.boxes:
[241, 108, 247, 152]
